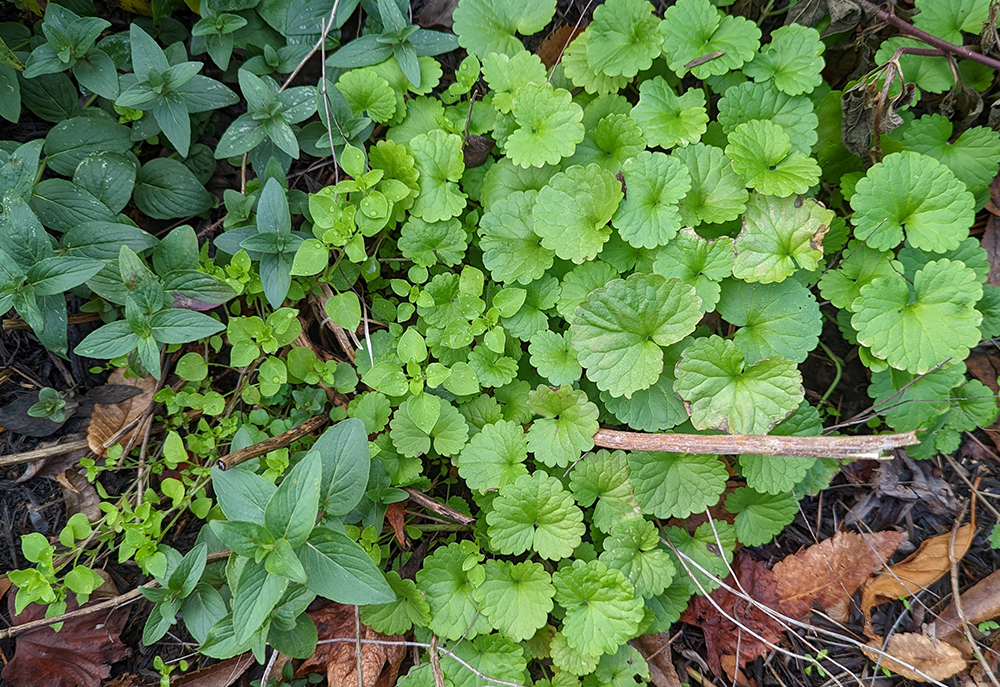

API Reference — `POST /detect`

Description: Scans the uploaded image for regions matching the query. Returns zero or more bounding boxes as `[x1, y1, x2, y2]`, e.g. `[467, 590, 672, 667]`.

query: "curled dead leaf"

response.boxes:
[537, 25, 586, 68]
[861, 633, 966, 682]
[932, 567, 1000, 656]
[297, 602, 405, 687]
[861, 524, 975, 636]
[56, 470, 102, 522]
[86, 369, 156, 458]
[632, 634, 681, 687]
[771, 530, 905, 621]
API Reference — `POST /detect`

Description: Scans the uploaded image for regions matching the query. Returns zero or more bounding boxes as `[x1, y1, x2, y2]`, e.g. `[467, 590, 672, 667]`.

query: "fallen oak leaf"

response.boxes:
[771, 529, 905, 621]
[296, 602, 405, 687]
[861, 522, 975, 637]
[1, 577, 130, 687]
[860, 633, 966, 682]
[86, 369, 156, 458]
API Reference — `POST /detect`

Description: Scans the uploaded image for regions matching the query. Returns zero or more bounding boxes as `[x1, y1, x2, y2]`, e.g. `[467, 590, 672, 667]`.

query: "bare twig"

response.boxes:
[593, 429, 917, 459]
[259, 648, 280, 687]
[948, 501, 1000, 687]
[403, 487, 476, 525]
[0, 439, 90, 468]
[215, 413, 328, 470]
[429, 635, 446, 687]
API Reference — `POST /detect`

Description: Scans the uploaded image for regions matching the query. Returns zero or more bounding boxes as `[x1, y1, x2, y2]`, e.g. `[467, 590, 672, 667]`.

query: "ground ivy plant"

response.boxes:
[4, 0, 1000, 683]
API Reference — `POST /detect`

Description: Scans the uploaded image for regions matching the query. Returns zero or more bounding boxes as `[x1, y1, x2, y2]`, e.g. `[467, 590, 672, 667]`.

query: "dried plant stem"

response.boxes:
[214, 413, 328, 470]
[0, 439, 90, 468]
[404, 487, 476, 525]
[593, 429, 916, 459]
[855, 0, 1000, 71]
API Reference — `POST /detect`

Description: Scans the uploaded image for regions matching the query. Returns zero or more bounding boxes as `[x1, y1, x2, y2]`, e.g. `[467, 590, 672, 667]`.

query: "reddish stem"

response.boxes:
[856, 0, 1000, 72]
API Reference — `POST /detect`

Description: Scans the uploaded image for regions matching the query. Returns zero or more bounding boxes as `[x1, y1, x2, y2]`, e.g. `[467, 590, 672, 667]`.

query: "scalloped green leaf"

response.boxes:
[743, 24, 824, 95]
[552, 560, 645, 656]
[733, 193, 832, 284]
[571, 273, 702, 398]
[563, 30, 631, 95]
[630, 76, 708, 149]
[629, 451, 728, 519]
[852, 259, 982, 374]
[409, 129, 467, 223]
[473, 560, 555, 642]
[717, 278, 821, 363]
[659, 0, 761, 78]
[726, 120, 821, 196]
[529, 329, 583, 386]
[599, 518, 676, 598]
[674, 335, 804, 434]
[653, 228, 733, 313]
[587, 0, 663, 78]
[673, 143, 749, 226]
[725, 487, 797, 546]
[505, 84, 585, 168]
[716, 80, 818, 154]
[569, 449, 643, 533]
[612, 151, 691, 249]
[454, 419, 529, 493]
[398, 217, 467, 267]
[901, 114, 1000, 198]
[850, 151, 975, 253]
[526, 384, 599, 468]
[486, 472, 586, 560]
[532, 164, 623, 263]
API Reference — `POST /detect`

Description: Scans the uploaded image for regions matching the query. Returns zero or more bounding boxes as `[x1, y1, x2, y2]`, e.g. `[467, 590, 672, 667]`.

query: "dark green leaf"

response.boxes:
[152, 95, 193, 158]
[30, 179, 117, 232]
[26, 256, 103, 295]
[167, 542, 207, 597]
[43, 116, 133, 177]
[75, 320, 140, 359]
[72, 48, 119, 99]
[148, 308, 225, 344]
[134, 158, 213, 220]
[154, 225, 199, 273]
[299, 527, 394, 604]
[210, 465, 276, 524]
[263, 450, 321, 548]
[71, 152, 137, 213]
[232, 558, 287, 643]
[18, 71, 79, 122]
[210, 520, 273, 557]
[312, 419, 371, 516]
[62, 222, 156, 261]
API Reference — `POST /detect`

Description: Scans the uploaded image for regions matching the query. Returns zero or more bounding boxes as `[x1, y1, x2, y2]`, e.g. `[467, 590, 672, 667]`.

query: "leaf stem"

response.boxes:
[816, 340, 843, 407]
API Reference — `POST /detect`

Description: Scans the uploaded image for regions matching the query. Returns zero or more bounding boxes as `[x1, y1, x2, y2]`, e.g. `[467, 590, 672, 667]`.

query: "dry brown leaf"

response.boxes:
[537, 25, 586, 68]
[0, 574, 12, 600]
[86, 369, 155, 458]
[385, 501, 408, 549]
[173, 653, 254, 687]
[771, 530, 906, 620]
[679, 554, 787, 680]
[1, 578, 130, 687]
[297, 602, 405, 687]
[861, 524, 975, 635]
[861, 633, 966, 682]
[56, 469, 101, 521]
[932, 567, 1000, 654]
[966, 351, 1000, 395]
[632, 634, 681, 687]
[416, 0, 458, 28]
[984, 177, 1000, 287]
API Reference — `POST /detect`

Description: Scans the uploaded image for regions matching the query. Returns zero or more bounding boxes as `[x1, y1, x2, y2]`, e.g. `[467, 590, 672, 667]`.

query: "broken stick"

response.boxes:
[593, 429, 918, 460]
